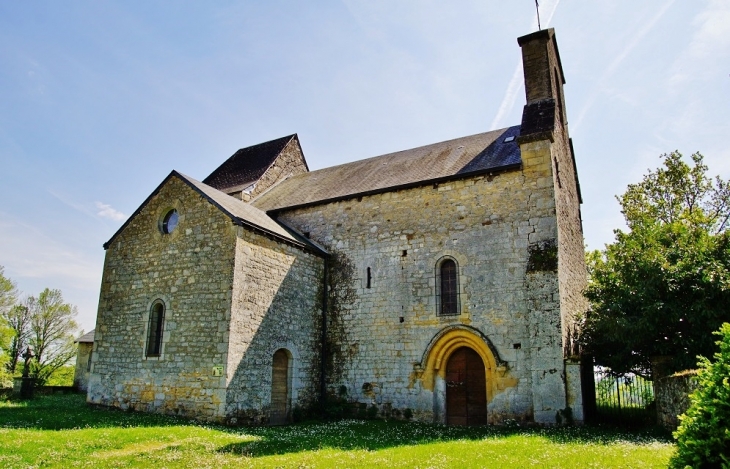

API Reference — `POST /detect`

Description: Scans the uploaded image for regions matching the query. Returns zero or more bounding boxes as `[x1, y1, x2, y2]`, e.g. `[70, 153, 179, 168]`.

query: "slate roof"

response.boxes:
[178, 172, 302, 240]
[203, 134, 299, 193]
[103, 171, 327, 256]
[76, 330, 95, 343]
[252, 125, 521, 212]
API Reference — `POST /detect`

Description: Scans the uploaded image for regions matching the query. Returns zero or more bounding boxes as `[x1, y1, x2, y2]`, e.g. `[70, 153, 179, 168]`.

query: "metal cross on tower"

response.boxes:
[535, 0, 542, 30]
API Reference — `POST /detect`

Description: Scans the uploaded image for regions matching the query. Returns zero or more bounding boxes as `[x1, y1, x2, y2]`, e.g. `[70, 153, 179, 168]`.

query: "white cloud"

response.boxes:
[669, 0, 730, 88]
[95, 202, 126, 221]
[49, 190, 126, 222]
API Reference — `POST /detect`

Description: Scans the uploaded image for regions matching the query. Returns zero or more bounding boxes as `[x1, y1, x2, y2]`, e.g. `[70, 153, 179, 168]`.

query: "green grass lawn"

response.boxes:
[0, 394, 675, 468]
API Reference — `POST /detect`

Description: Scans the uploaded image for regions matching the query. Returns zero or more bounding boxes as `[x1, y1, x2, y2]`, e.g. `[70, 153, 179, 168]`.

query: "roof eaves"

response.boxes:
[274, 219, 329, 257]
[173, 172, 320, 253]
[103, 171, 315, 254]
[214, 180, 257, 195]
[232, 215, 326, 256]
[75, 329, 95, 343]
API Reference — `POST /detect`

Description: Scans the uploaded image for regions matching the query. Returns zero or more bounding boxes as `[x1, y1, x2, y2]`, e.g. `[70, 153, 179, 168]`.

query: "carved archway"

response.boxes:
[418, 325, 506, 424]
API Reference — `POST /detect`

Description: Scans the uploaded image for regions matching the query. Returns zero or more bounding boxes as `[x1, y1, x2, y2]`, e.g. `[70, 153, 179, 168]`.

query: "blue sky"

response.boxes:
[1, 1, 729, 331]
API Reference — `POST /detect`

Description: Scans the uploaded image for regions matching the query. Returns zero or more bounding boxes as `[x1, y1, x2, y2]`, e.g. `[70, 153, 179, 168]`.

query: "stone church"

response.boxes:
[87, 28, 587, 425]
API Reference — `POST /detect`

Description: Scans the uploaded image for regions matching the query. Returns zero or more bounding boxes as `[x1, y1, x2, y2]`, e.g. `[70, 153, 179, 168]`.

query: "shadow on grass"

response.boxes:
[0, 393, 200, 431]
[217, 419, 674, 458]
[0, 394, 672, 459]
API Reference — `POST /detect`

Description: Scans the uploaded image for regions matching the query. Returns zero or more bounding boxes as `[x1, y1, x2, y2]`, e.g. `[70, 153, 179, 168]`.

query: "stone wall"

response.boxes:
[519, 137, 569, 424]
[519, 28, 587, 352]
[552, 98, 588, 357]
[655, 370, 699, 431]
[73, 342, 93, 391]
[225, 227, 323, 423]
[89, 175, 238, 421]
[276, 159, 568, 423]
[518, 29, 587, 422]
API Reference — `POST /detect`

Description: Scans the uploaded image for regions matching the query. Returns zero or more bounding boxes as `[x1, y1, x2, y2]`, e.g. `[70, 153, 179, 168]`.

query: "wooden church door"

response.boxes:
[270, 349, 289, 425]
[445, 347, 487, 425]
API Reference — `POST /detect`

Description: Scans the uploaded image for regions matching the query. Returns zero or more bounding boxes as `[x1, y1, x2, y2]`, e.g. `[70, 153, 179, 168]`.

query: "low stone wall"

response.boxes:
[655, 370, 699, 431]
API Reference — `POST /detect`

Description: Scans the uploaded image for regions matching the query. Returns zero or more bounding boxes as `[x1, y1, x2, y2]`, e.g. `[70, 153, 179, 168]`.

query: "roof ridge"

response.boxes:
[292, 127, 514, 179]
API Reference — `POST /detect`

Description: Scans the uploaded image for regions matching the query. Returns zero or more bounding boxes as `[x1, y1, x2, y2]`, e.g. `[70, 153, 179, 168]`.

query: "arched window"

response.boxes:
[146, 301, 165, 357]
[436, 257, 460, 316]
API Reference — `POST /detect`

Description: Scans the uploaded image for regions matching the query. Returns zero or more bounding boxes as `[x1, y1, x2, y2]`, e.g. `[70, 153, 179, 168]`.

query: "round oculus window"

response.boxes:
[161, 209, 179, 234]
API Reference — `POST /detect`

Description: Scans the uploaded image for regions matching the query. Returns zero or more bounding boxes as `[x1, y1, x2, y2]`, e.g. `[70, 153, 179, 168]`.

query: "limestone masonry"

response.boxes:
[88, 28, 588, 425]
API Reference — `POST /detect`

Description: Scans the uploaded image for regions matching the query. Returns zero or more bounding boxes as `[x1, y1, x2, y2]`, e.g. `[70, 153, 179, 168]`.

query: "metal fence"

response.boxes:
[592, 367, 655, 426]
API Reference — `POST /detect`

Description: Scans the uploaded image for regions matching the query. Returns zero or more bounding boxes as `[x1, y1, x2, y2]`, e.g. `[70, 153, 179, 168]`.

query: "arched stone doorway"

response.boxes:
[419, 325, 507, 425]
[445, 347, 487, 425]
[270, 349, 291, 425]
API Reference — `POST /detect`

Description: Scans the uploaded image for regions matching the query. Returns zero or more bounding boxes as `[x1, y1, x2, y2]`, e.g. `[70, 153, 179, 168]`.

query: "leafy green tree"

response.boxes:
[671, 323, 730, 468]
[583, 152, 730, 375]
[4, 303, 31, 374]
[0, 317, 12, 387]
[0, 266, 18, 386]
[43, 365, 75, 387]
[26, 289, 80, 385]
[0, 268, 80, 385]
[0, 266, 17, 319]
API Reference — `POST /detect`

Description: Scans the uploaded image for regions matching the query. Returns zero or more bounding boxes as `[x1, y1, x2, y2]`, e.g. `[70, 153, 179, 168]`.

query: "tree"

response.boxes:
[0, 266, 19, 386]
[0, 266, 17, 319]
[4, 303, 31, 374]
[671, 323, 730, 468]
[0, 268, 81, 384]
[0, 316, 12, 387]
[26, 289, 80, 384]
[583, 152, 730, 375]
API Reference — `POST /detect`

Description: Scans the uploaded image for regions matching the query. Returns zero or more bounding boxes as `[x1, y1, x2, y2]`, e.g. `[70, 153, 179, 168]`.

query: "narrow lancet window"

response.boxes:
[436, 257, 460, 316]
[146, 301, 165, 357]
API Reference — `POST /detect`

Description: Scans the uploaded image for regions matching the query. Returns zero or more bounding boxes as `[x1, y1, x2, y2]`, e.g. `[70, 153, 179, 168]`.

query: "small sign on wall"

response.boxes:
[212, 365, 224, 377]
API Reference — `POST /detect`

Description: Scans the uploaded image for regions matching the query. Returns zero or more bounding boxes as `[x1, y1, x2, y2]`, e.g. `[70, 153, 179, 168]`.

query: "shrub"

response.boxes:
[44, 365, 75, 387]
[671, 323, 730, 468]
[292, 405, 305, 423]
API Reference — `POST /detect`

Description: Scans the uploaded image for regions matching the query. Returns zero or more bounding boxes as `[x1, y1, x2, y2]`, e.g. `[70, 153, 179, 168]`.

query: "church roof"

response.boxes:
[203, 134, 304, 193]
[180, 172, 300, 240]
[252, 125, 521, 212]
[103, 171, 327, 256]
[76, 329, 95, 343]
